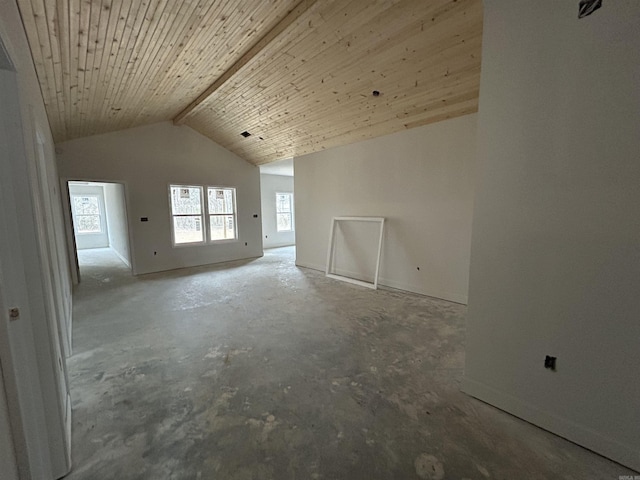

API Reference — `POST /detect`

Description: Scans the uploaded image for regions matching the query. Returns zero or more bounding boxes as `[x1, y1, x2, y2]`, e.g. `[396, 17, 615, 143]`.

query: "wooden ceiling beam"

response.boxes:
[20, 0, 482, 163]
[173, 0, 318, 125]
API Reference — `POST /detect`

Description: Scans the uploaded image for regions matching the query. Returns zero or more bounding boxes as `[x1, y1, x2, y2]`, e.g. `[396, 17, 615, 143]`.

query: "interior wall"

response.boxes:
[464, 0, 640, 471]
[0, 62, 51, 480]
[103, 182, 131, 266]
[57, 122, 263, 275]
[260, 174, 295, 249]
[0, 0, 73, 477]
[69, 184, 109, 250]
[294, 114, 476, 304]
[34, 135, 73, 358]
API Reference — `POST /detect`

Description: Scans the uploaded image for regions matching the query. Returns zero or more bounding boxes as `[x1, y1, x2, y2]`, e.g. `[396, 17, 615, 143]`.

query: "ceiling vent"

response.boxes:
[240, 131, 251, 138]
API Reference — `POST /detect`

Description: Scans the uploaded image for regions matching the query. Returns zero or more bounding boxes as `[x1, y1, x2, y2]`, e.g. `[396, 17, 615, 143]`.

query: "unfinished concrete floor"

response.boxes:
[65, 247, 631, 479]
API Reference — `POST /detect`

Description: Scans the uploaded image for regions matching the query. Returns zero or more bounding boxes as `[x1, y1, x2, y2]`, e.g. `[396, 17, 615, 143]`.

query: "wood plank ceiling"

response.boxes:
[18, 0, 482, 165]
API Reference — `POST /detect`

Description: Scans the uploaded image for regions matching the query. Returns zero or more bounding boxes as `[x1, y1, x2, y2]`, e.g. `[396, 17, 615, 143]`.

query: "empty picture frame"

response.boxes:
[325, 216, 385, 290]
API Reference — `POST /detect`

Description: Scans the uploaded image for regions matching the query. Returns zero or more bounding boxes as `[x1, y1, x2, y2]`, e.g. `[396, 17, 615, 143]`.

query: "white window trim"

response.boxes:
[169, 184, 239, 247]
[275, 192, 294, 233]
[169, 184, 205, 247]
[207, 186, 238, 244]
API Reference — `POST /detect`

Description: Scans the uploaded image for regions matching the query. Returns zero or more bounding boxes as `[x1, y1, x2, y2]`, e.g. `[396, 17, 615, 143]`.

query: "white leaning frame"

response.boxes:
[325, 216, 385, 290]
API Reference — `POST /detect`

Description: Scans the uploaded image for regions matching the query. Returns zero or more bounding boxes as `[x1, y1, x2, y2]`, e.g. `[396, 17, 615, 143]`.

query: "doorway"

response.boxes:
[66, 181, 132, 278]
[259, 158, 296, 250]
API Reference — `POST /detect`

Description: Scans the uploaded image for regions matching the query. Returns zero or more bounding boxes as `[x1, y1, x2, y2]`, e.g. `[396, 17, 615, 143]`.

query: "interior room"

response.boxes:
[0, 0, 638, 479]
[66, 181, 132, 274]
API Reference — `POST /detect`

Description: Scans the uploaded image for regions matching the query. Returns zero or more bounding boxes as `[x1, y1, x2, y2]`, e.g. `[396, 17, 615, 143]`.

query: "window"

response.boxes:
[208, 187, 237, 241]
[169, 185, 237, 245]
[276, 192, 293, 232]
[170, 185, 204, 244]
[72, 195, 102, 234]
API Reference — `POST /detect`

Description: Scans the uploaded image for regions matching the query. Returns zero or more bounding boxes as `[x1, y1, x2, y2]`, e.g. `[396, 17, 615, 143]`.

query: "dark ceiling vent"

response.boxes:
[241, 131, 251, 138]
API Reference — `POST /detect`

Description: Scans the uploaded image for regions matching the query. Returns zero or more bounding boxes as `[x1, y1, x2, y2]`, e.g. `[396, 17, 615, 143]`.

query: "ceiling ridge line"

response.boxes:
[173, 0, 319, 126]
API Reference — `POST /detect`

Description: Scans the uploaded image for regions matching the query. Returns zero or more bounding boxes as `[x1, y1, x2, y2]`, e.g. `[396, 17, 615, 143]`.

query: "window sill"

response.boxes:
[172, 240, 206, 248]
[208, 238, 239, 245]
[172, 238, 239, 248]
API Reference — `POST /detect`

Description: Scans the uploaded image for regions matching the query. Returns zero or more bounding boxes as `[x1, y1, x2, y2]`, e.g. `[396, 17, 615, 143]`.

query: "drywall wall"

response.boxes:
[69, 184, 109, 250]
[260, 174, 295, 248]
[294, 114, 476, 304]
[0, 1, 72, 477]
[464, 0, 640, 471]
[103, 182, 131, 266]
[57, 122, 263, 275]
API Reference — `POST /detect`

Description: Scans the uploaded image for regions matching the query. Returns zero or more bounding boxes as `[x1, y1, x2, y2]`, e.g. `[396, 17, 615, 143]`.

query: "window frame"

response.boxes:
[275, 192, 294, 233]
[168, 184, 205, 246]
[207, 186, 238, 244]
[168, 184, 239, 247]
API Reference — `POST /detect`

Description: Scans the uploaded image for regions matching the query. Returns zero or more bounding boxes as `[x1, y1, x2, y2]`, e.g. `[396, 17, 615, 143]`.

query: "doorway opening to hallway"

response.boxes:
[66, 181, 132, 280]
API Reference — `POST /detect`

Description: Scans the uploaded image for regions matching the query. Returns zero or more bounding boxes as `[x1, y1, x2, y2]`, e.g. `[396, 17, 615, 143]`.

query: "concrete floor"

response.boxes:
[65, 247, 631, 479]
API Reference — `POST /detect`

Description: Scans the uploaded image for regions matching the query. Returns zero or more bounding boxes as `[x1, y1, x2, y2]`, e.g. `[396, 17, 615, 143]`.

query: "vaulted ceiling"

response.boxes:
[18, 0, 482, 165]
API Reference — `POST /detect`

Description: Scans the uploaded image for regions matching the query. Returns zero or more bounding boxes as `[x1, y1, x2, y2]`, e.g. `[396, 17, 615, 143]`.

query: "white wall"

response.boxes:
[57, 122, 263, 275]
[103, 183, 131, 266]
[0, 0, 72, 477]
[69, 184, 110, 250]
[260, 174, 295, 248]
[463, 0, 640, 471]
[294, 114, 476, 304]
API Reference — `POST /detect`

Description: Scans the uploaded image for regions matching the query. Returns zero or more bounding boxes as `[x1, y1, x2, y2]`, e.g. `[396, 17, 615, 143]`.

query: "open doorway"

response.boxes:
[66, 181, 132, 280]
[259, 158, 296, 250]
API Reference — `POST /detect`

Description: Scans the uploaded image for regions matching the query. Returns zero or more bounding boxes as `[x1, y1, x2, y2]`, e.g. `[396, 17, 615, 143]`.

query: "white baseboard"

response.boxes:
[462, 377, 640, 472]
[295, 260, 468, 305]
